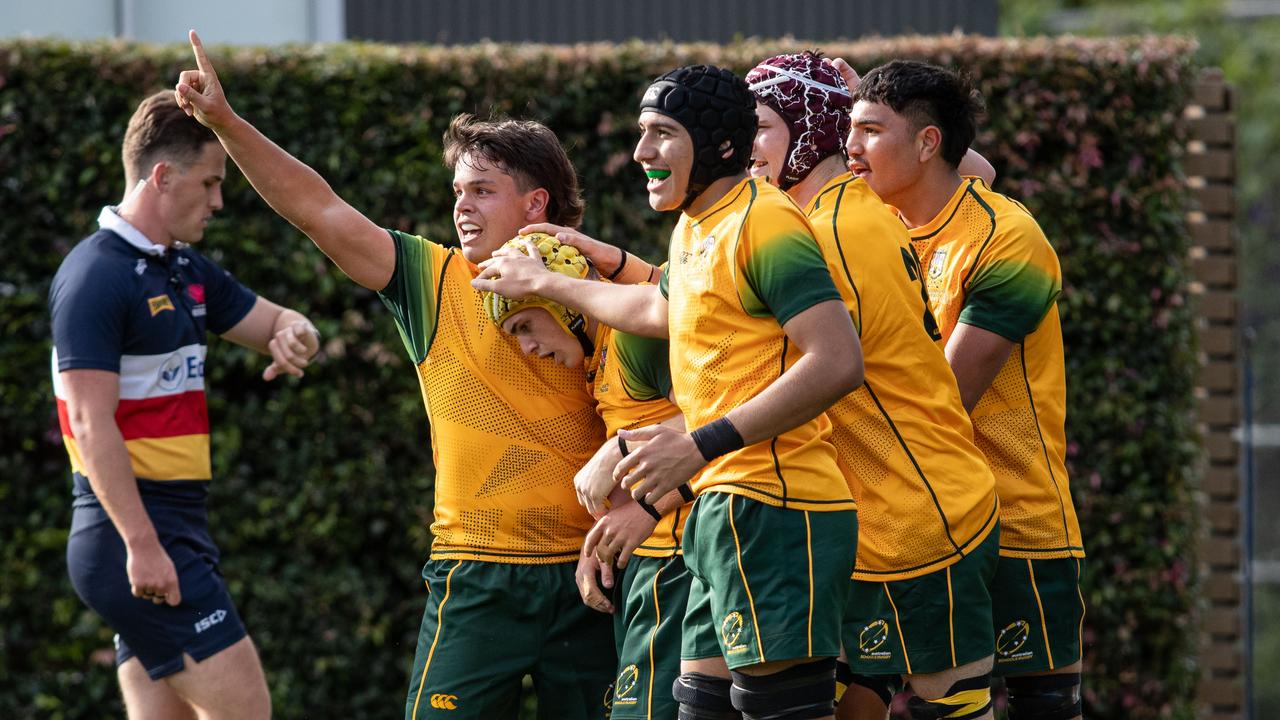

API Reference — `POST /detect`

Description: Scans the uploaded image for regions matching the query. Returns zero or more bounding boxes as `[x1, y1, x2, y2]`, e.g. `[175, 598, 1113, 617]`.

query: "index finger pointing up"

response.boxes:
[189, 29, 213, 74]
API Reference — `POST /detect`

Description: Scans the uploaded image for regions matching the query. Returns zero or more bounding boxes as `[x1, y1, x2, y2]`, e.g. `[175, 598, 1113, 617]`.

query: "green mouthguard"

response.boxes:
[646, 169, 672, 180]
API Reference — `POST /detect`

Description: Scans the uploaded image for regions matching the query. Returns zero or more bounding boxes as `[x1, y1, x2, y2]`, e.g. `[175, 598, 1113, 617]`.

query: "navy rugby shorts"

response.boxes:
[67, 502, 247, 680]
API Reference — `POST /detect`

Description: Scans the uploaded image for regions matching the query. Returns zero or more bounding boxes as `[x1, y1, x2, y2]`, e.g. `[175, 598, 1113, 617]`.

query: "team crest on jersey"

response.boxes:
[148, 295, 175, 316]
[699, 234, 717, 256]
[928, 250, 948, 280]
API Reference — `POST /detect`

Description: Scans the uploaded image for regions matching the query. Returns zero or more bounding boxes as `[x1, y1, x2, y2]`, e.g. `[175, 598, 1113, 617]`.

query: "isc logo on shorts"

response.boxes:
[193, 609, 227, 634]
[430, 693, 458, 710]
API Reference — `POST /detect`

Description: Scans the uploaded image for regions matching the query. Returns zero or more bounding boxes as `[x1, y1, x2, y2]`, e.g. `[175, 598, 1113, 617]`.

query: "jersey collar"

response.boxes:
[97, 205, 180, 257]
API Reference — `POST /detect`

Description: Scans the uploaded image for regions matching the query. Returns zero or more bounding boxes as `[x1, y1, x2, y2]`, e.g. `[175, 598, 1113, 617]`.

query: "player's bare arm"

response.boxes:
[60, 370, 182, 606]
[520, 222, 661, 285]
[472, 238, 669, 337]
[220, 297, 321, 381]
[945, 322, 1015, 412]
[576, 411, 685, 517]
[618, 299, 862, 503]
[174, 30, 393, 291]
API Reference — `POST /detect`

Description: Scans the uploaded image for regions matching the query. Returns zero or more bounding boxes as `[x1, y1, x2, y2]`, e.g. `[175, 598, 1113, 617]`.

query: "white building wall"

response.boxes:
[0, 0, 344, 43]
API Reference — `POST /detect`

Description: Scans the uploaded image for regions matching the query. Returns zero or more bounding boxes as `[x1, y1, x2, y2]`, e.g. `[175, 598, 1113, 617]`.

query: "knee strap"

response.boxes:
[906, 674, 991, 720]
[673, 672, 741, 720]
[1005, 673, 1081, 720]
[837, 662, 894, 709]
[729, 658, 835, 720]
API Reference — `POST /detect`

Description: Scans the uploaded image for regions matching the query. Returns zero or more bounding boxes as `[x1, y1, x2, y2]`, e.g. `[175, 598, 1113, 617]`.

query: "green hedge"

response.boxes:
[0, 35, 1199, 718]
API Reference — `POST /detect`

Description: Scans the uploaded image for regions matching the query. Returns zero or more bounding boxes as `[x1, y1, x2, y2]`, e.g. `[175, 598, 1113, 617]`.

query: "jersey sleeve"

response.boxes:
[737, 209, 842, 326]
[959, 215, 1062, 342]
[192, 253, 257, 335]
[611, 330, 672, 401]
[50, 263, 130, 373]
[377, 229, 449, 364]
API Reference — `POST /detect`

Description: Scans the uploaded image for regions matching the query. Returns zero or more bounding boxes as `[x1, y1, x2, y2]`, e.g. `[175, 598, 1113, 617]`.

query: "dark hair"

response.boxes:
[443, 114, 585, 229]
[851, 60, 985, 168]
[122, 90, 218, 185]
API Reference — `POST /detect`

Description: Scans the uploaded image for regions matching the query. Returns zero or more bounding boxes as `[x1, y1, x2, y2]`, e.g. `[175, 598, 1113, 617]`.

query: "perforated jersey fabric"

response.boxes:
[379, 230, 605, 563]
[807, 174, 1000, 581]
[659, 177, 853, 511]
[907, 178, 1084, 560]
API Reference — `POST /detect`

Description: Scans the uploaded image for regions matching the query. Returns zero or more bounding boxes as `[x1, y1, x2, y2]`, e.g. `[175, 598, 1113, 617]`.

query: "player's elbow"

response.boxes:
[831, 341, 864, 398]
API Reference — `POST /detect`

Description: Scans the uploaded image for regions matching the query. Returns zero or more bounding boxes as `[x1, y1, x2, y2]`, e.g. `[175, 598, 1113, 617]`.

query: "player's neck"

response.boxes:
[684, 172, 748, 217]
[116, 184, 175, 247]
[891, 168, 964, 230]
[785, 155, 846, 209]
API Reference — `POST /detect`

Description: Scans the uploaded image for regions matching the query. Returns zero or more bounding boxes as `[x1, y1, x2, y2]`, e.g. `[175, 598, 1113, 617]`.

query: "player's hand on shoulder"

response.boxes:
[615, 424, 703, 505]
[175, 29, 235, 129]
[263, 320, 321, 381]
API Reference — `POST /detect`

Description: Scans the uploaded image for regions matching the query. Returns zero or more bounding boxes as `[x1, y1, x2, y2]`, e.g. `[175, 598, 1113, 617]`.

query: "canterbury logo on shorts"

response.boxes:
[430, 693, 458, 710]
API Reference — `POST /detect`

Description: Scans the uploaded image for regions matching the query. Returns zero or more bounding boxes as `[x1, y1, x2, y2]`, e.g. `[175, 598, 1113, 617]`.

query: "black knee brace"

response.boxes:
[838, 663, 894, 709]
[729, 658, 836, 720]
[673, 672, 741, 720]
[1005, 673, 1082, 720]
[906, 675, 991, 720]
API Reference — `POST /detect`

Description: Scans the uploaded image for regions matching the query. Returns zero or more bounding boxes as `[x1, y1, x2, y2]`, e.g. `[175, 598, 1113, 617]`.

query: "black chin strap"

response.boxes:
[568, 314, 595, 358]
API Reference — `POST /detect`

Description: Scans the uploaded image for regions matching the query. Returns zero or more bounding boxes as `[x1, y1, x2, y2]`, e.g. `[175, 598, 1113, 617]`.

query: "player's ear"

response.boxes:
[151, 161, 171, 191]
[917, 126, 943, 164]
[524, 187, 550, 221]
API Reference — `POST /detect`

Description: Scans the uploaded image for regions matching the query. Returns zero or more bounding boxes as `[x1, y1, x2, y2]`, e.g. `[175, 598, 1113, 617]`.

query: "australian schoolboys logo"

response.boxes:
[722, 611, 748, 655]
[613, 664, 640, 706]
[996, 620, 1033, 663]
[858, 619, 892, 661]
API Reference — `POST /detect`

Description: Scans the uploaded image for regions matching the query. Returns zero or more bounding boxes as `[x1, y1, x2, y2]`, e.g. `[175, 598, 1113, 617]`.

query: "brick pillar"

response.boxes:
[1186, 68, 1243, 720]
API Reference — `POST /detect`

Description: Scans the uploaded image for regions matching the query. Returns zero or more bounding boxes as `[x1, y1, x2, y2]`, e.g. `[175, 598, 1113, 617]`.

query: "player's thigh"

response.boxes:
[685, 492, 856, 670]
[406, 560, 540, 720]
[843, 527, 998, 678]
[532, 561, 617, 720]
[164, 636, 269, 720]
[991, 556, 1086, 676]
[118, 657, 197, 720]
[609, 555, 692, 720]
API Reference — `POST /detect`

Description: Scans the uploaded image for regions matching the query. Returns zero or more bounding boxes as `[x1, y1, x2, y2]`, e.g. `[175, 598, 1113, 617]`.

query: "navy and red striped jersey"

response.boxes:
[50, 208, 256, 506]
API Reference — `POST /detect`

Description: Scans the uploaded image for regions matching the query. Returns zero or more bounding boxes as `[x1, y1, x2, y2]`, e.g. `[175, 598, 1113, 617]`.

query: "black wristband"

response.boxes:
[636, 496, 662, 521]
[617, 435, 629, 457]
[690, 417, 745, 462]
[678, 483, 696, 503]
[606, 246, 628, 281]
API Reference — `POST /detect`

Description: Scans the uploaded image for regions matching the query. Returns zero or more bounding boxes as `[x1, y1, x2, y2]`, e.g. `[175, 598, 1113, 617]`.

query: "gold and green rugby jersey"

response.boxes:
[908, 178, 1084, 560]
[807, 174, 1000, 581]
[659, 177, 853, 512]
[586, 324, 687, 557]
[378, 230, 605, 564]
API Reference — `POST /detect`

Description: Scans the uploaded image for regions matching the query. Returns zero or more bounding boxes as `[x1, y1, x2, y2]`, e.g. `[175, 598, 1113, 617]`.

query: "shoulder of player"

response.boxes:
[53, 231, 145, 292]
[969, 185, 1051, 245]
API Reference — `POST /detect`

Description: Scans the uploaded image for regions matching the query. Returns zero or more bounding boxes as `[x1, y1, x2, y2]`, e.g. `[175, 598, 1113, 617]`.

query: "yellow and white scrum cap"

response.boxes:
[482, 232, 595, 352]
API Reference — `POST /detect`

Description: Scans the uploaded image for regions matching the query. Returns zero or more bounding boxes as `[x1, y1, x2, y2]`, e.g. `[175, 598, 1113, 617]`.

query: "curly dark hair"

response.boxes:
[443, 114, 585, 229]
[851, 60, 986, 168]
